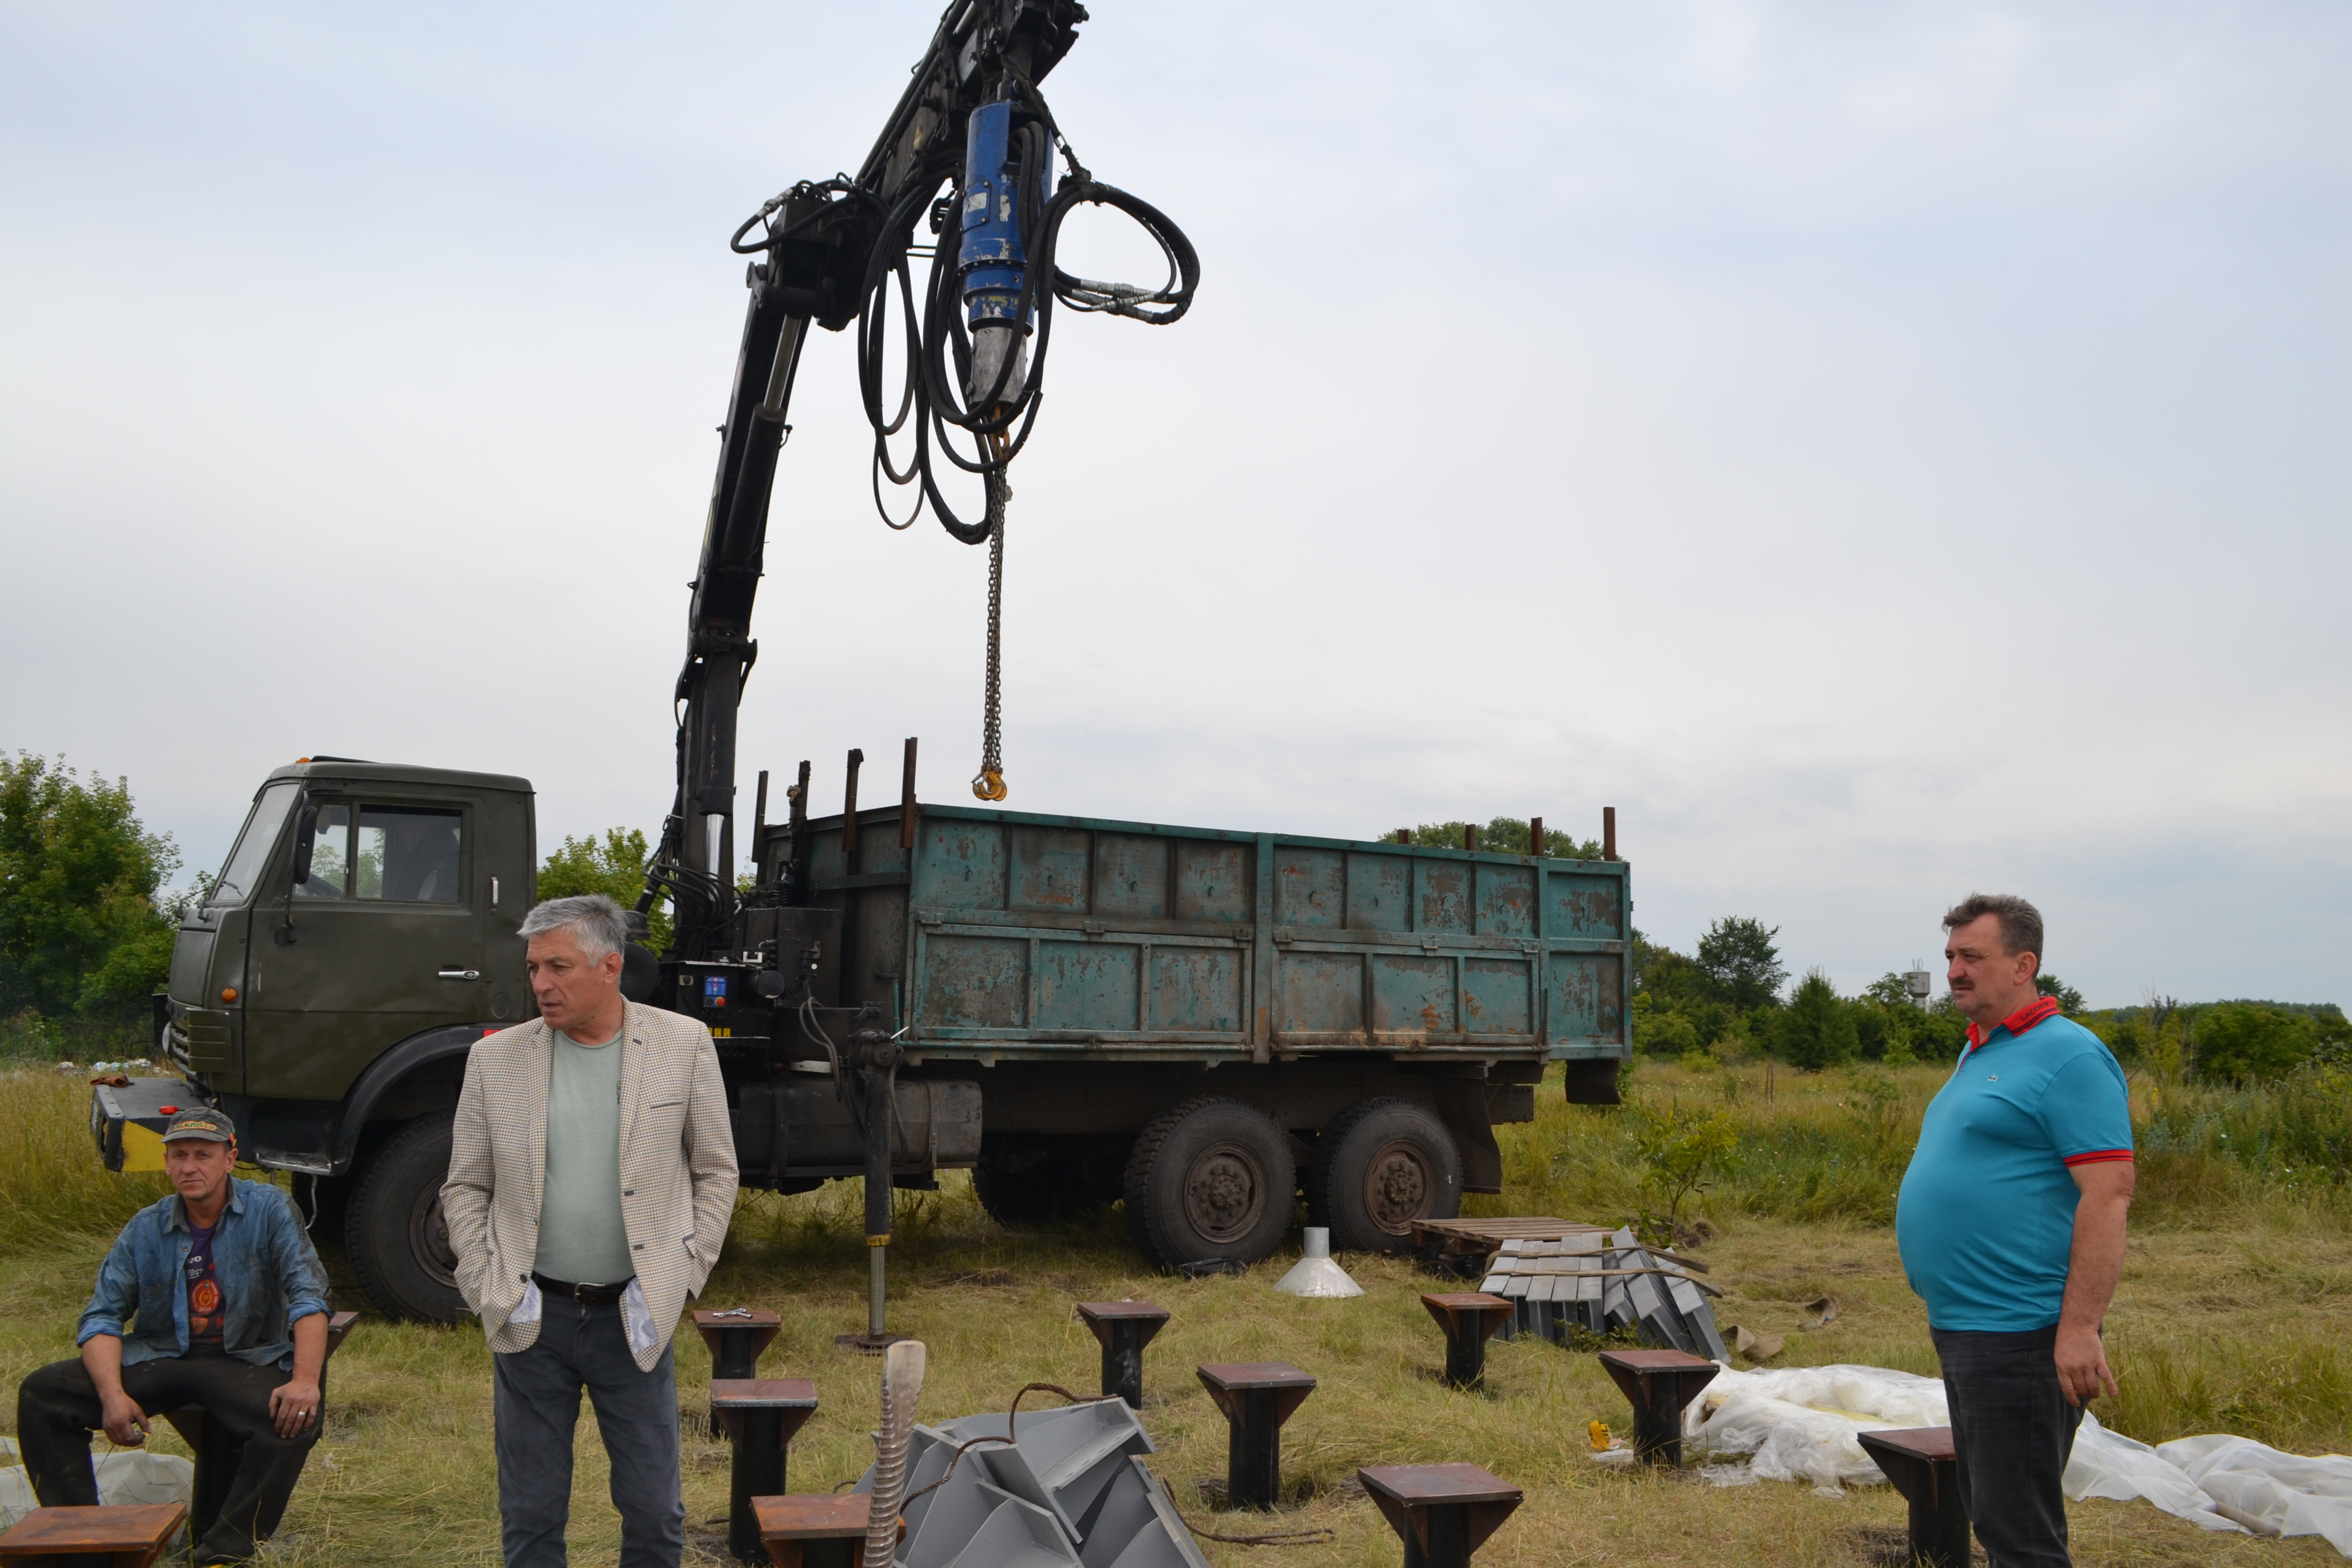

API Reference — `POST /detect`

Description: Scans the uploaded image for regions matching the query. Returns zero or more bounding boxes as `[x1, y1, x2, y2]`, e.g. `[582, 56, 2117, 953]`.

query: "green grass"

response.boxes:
[2, 1062, 2346, 1567]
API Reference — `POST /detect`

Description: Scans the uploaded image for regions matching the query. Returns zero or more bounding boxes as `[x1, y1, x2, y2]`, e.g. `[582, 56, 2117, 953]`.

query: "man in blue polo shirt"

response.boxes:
[1897, 893, 2133, 1568]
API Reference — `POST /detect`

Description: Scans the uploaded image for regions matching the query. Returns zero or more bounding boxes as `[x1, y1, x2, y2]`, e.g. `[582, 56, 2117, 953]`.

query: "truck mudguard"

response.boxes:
[328, 1022, 487, 1173]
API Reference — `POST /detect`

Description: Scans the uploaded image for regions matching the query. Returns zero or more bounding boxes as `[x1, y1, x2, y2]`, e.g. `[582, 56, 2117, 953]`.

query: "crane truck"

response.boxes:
[94, 0, 1631, 1324]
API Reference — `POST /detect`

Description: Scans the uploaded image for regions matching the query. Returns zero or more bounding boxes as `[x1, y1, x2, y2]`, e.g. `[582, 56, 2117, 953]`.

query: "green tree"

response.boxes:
[537, 828, 671, 953]
[1695, 917, 1787, 1011]
[1632, 929, 1710, 1008]
[1864, 971, 1922, 1008]
[2036, 972, 2087, 1014]
[1398, 818, 1604, 859]
[2194, 1002, 2318, 1084]
[1775, 969, 1859, 1070]
[0, 755, 180, 1020]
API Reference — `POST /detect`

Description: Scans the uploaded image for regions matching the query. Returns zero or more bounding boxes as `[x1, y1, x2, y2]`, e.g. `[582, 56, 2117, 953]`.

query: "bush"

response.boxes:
[2195, 1002, 2318, 1083]
[1631, 994, 1700, 1057]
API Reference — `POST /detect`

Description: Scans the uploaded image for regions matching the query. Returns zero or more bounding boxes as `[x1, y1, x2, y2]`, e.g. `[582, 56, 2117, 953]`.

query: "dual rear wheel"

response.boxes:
[1116, 1094, 1463, 1270]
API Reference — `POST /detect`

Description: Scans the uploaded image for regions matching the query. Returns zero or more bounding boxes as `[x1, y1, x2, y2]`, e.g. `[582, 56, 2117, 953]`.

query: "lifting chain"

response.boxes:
[971, 449, 1010, 802]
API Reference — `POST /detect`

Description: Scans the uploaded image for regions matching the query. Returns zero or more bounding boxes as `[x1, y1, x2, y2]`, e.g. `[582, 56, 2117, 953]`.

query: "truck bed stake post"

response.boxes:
[1603, 807, 1616, 861]
[842, 749, 864, 861]
[789, 760, 811, 882]
[1529, 817, 1542, 858]
[752, 770, 770, 873]
[1398, 827, 1412, 845]
[899, 739, 919, 850]
[1462, 824, 1477, 853]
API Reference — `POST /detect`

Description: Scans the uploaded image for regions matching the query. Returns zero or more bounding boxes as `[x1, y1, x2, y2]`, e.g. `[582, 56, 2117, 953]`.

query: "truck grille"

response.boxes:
[182, 1008, 233, 1068]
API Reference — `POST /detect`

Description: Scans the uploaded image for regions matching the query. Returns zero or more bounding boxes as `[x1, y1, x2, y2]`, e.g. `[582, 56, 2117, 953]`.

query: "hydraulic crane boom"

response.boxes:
[644, 0, 1195, 961]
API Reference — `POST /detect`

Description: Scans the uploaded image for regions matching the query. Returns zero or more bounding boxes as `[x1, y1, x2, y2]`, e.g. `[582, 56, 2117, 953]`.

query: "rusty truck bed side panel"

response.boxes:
[769, 805, 1628, 1067]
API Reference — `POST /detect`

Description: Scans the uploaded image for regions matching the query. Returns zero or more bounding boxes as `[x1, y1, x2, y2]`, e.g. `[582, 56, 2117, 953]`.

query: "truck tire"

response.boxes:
[347, 1112, 467, 1324]
[1307, 1097, 1462, 1253]
[1122, 1097, 1294, 1271]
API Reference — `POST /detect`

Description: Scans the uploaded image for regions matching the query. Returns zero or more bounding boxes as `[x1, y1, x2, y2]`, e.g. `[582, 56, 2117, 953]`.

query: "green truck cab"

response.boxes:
[103, 756, 1629, 1325]
[127, 761, 536, 1320]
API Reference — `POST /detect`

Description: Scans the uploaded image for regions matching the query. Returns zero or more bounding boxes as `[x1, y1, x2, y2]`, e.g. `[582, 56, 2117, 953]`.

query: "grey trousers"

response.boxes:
[493, 1298, 683, 1568]
[1933, 1325, 2088, 1568]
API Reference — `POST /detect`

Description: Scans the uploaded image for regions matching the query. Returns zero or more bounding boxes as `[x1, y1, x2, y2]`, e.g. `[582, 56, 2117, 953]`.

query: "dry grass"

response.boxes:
[2, 1063, 2347, 1566]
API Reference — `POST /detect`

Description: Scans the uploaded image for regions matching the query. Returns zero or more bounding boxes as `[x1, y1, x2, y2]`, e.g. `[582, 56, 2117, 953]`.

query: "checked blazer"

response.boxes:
[441, 1000, 739, 1370]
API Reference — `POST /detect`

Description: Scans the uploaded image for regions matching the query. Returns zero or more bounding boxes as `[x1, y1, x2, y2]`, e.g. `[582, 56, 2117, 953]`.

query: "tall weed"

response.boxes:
[0, 1069, 169, 1250]
[1485, 1061, 2347, 1233]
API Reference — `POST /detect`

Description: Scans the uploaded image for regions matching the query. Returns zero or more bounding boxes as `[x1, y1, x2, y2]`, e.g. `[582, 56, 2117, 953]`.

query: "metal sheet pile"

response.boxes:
[856, 1399, 1209, 1568]
[1481, 1225, 1729, 1361]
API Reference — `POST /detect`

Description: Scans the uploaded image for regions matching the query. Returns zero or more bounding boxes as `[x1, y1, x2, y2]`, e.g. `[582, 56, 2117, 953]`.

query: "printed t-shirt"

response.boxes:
[1895, 1000, 2133, 1332]
[185, 1221, 226, 1353]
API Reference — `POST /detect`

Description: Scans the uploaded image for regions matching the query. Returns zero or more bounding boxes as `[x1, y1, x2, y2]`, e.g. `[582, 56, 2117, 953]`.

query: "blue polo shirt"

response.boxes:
[1895, 1001, 2133, 1332]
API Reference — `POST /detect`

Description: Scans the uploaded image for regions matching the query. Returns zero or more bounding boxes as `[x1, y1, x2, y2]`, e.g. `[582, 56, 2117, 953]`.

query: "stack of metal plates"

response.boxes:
[1480, 1226, 1728, 1362]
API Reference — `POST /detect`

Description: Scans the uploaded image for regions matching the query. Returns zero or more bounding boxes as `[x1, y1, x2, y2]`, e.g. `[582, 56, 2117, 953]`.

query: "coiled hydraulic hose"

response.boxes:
[856, 120, 1198, 545]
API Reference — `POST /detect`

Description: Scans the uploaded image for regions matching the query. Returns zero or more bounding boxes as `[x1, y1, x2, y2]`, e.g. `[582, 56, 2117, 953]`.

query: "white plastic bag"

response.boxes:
[1687, 1362, 1950, 1493]
[1, 1451, 194, 1533]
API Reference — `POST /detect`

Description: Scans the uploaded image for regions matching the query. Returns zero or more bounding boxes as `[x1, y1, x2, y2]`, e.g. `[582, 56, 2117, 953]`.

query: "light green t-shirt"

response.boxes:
[532, 1025, 634, 1285]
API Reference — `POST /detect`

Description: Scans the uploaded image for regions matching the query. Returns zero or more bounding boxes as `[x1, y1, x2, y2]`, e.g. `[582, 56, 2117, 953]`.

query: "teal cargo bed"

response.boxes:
[763, 804, 1629, 1067]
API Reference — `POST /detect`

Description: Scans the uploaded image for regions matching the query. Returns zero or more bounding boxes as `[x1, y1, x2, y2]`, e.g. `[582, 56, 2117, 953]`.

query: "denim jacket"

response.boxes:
[76, 1178, 331, 1371]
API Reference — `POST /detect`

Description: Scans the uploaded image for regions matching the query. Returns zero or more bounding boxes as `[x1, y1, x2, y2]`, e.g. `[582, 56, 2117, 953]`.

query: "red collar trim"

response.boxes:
[1965, 994, 2062, 1049]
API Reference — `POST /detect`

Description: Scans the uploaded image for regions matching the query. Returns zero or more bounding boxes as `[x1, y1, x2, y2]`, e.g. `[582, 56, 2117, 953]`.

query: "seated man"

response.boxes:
[16, 1108, 331, 1565]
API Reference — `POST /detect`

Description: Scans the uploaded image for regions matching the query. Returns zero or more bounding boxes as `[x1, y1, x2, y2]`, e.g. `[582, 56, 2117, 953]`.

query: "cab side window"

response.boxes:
[292, 805, 352, 900]
[357, 806, 463, 904]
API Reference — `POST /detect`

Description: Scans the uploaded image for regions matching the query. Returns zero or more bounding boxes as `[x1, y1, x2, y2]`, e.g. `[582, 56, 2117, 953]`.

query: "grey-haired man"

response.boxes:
[441, 893, 738, 1568]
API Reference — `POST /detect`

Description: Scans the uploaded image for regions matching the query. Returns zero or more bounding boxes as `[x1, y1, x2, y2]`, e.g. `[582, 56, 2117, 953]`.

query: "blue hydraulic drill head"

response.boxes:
[959, 100, 1045, 410]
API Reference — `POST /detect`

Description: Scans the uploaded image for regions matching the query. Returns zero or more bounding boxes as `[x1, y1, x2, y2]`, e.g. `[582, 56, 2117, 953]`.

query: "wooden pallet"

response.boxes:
[1410, 1217, 1613, 1266]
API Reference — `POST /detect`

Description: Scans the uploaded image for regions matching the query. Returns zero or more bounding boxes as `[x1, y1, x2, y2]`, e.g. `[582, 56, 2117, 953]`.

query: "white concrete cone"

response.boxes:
[1271, 1228, 1364, 1297]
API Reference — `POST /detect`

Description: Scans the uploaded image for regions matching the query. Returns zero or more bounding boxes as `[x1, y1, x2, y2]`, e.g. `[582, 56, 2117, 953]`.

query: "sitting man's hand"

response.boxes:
[2054, 1322, 2117, 1407]
[269, 1375, 323, 1439]
[99, 1388, 149, 1446]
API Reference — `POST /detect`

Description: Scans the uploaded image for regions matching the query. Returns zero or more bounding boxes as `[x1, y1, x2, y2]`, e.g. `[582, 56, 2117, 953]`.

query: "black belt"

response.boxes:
[532, 1272, 631, 1305]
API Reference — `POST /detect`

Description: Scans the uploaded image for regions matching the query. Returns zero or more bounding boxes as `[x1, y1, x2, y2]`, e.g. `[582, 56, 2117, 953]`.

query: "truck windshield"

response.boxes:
[205, 782, 300, 908]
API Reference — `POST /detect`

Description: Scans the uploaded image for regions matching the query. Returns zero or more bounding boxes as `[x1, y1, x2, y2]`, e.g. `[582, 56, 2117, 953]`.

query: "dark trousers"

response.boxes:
[493, 1297, 683, 1568]
[1932, 1325, 2086, 1568]
[16, 1352, 317, 1562]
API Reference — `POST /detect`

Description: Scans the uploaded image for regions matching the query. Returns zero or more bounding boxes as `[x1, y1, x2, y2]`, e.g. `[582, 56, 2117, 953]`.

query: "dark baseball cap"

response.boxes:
[161, 1108, 237, 1144]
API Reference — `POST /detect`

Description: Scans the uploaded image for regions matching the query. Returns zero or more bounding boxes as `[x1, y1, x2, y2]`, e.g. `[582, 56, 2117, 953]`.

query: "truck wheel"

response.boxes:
[1122, 1097, 1294, 1270]
[1308, 1097, 1461, 1253]
[347, 1112, 467, 1324]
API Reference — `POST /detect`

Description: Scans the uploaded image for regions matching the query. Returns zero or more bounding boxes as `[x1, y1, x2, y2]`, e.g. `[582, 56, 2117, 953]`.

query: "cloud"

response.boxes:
[2, 1, 2345, 1008]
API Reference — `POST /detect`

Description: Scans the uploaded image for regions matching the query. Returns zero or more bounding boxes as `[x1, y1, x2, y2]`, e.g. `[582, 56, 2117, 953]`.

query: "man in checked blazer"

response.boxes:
[442, 893, 739, 1568]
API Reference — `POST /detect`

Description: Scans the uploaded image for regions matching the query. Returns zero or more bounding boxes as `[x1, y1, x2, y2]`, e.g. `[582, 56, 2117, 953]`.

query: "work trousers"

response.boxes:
[16, 1352, 318, 1563]
[1932, 1325, 2087, 1568]
[493, 1296, 683, 1568]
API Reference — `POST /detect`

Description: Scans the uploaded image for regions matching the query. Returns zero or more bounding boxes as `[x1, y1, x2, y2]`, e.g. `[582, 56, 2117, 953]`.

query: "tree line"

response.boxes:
[1632, 915, 2347, 1084]
[5, 758, 2339, 1091]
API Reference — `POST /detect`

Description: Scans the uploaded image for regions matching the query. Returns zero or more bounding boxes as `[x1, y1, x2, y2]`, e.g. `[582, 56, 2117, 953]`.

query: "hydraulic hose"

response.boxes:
[855, 111, 1198, 547]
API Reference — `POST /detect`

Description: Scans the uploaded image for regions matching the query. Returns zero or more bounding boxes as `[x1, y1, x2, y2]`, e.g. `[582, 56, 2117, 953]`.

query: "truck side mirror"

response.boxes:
[290, 805, 318, 886]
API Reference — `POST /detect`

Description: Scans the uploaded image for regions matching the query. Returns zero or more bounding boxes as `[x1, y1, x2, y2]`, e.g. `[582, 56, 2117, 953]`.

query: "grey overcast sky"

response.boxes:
[3, 3, 2346, 1008]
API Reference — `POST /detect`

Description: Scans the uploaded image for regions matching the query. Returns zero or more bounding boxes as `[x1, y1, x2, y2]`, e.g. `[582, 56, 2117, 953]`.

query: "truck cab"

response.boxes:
[143, 760, 535, 1319]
